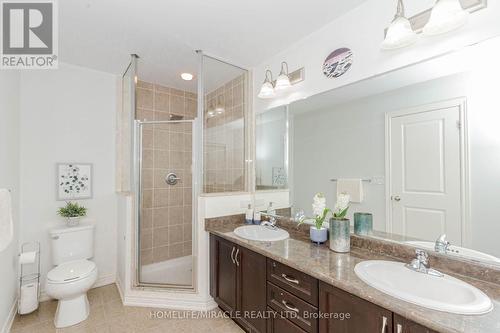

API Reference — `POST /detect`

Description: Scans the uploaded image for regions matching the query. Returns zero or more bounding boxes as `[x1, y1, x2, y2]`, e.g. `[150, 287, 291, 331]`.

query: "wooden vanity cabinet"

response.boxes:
[210, 234, 437, 333]
[394, 314, 438, 333]
[319, 281, 392, 333]
[210, 235, 267, 333]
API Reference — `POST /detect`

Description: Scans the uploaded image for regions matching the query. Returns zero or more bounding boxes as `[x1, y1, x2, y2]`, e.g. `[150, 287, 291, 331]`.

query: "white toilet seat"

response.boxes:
[45, 259, 98, 328]
[47, 259, 96, 284]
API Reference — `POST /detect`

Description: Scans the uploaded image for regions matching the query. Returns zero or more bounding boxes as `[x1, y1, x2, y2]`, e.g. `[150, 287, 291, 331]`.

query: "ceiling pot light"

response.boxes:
[423, 0, 469, 36]
[275, 62, 292, 91]
[181, 73, 194, 81]
[258, 70, 276, 99]
[381, 0, 417, 50]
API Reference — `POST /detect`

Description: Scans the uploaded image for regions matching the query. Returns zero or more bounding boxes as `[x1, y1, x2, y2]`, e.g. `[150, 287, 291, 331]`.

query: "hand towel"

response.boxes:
[0, 189, 13, 252]
[336, 179, 364, 203]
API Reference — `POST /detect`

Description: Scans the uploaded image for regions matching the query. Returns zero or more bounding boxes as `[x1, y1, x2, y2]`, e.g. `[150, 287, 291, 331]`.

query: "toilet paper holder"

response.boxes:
[18, 241, 41, 315]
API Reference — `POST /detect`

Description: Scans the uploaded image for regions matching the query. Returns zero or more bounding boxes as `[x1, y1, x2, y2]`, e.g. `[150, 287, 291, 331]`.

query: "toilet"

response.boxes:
[45, 223, 98, 328]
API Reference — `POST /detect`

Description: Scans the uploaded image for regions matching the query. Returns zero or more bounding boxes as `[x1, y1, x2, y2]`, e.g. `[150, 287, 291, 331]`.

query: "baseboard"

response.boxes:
[39, 273, 116, 302]
[1, 298, 17, 333]
[115, 275, 124, 304]
[123, 293, 218, 311]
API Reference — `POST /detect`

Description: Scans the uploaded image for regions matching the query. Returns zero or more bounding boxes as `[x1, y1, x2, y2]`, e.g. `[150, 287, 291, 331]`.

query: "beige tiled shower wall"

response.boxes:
[136, 80, 196, 265]
[204, 74, 246, 193]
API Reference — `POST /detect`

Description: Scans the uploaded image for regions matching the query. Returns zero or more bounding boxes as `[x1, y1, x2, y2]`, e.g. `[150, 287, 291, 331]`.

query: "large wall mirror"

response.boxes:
[255, 36, 500, 267]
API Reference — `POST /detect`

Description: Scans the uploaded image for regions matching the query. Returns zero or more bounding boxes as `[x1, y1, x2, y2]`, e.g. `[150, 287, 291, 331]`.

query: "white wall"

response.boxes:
[253, 0, 500, 112]
[0, 72, 20, 332]
[19, 63, 119, 291]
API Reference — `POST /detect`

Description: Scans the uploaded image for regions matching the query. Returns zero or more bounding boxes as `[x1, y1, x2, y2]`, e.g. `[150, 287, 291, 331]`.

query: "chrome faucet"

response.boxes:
[435, 234, 450, 254]
[405, 249, 444, 277]
[260, 214, 278, 230]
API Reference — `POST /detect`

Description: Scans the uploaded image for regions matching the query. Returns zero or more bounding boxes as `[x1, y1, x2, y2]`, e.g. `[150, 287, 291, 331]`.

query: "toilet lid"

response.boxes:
[47, 259, 96, 283]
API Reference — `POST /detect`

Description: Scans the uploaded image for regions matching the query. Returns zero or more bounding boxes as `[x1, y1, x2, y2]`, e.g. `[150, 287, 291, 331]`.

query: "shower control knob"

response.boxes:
[165, 173, 180, 186]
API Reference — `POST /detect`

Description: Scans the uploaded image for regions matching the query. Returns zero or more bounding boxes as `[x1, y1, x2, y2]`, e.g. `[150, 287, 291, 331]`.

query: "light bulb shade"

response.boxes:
[275, 73, 292, 90]
[423, 0, 469, 36]
[381, 16, 418, 50]
[258, 81, 275, 99]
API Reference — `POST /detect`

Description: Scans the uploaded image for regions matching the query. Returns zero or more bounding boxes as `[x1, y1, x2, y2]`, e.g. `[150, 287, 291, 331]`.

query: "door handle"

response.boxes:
[391, 195, 401, 202]
[230, 247, 236, 264]
[235, 248, 240, 266]
[281, 300, 299, 313]
[281, 274, 300, 285]
[396, 323, 403, 333]
[381, 316, 388, 333]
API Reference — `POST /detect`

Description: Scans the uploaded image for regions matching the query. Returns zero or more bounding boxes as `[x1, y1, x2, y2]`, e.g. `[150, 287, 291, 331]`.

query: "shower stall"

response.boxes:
[118, 51, 249, 306]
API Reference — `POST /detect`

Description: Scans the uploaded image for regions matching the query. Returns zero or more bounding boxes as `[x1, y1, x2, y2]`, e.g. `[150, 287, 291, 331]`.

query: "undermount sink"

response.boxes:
[354, 260, 493, 315]
[405, 241, 500, 263]
[233, 225, 289, 242]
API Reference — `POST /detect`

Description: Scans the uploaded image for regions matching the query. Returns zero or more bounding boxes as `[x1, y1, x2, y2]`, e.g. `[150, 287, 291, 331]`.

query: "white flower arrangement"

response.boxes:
[299, 193, 331, 230]
[333, 192, 350, 219]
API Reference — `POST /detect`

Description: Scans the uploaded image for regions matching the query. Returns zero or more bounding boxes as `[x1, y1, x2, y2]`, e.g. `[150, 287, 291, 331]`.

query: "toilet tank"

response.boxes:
[50, 223, 95, 265]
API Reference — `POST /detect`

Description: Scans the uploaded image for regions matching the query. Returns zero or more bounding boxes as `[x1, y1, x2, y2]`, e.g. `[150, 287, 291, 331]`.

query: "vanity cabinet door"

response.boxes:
[237, 246, 267, 333]
[210, 235, 238, 313]
[319, 281, 392, 333]
[393, 314, 437, 333]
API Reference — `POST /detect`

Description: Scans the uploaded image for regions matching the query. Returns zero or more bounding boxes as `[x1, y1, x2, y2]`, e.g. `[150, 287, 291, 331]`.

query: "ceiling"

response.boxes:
[59, 0, 368, 92]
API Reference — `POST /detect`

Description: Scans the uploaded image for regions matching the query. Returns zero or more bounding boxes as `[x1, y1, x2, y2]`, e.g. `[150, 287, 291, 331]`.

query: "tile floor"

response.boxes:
[11, 284, 243, 333]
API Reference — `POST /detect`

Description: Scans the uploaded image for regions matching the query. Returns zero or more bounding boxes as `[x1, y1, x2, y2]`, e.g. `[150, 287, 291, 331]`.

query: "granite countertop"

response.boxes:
[206, 222, 500, 333]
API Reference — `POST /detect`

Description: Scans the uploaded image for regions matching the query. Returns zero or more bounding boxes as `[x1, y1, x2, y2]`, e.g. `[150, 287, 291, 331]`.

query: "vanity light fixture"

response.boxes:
[423, 0, 469, 36]
[181, 72, 194, 81]
[381, 0, 418, 50]
[257, 70, 276, 99]
[215, 95, 225, 114]
[275, 62, 292, 91]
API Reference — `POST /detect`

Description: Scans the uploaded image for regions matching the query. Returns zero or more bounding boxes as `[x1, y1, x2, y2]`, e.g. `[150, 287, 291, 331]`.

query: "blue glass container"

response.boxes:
[354, 213, 373, 236]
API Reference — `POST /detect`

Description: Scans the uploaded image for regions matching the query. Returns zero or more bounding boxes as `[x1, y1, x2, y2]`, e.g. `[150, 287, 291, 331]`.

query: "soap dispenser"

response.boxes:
[245, 204, 254, 225]
[267, 202, 276, 216]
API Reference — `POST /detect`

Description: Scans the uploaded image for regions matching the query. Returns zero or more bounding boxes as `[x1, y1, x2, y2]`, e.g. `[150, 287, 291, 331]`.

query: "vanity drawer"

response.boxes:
[267, 282, 318, 333]
[267, 306, 308, 333]
[267, 259, 318, 306]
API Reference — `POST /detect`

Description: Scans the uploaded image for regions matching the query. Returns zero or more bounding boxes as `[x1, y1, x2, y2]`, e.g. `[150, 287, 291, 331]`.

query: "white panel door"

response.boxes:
[388, 102, 463, 244]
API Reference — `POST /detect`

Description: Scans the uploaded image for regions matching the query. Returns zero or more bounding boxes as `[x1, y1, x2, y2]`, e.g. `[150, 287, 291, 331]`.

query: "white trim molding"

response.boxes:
[1, 298, 17, 333]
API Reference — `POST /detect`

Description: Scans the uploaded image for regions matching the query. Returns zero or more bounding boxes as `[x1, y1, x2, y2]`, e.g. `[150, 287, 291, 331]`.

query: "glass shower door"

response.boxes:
[137, 119, 195, 288]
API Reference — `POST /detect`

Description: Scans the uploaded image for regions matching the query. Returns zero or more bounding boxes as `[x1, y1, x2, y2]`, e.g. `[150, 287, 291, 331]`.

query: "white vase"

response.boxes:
[310, 226, 328, 244]
[66, 217, 81, 227]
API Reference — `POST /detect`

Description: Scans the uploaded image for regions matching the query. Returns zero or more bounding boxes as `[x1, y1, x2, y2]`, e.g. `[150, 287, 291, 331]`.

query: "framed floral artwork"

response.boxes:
[57, 163, 93, 200]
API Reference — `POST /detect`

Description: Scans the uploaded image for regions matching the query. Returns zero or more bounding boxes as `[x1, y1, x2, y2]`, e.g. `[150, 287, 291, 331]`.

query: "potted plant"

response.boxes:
[329, 193, 351, 252]
[57, 201, 87, 226]
[298, 193, 331, 244]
